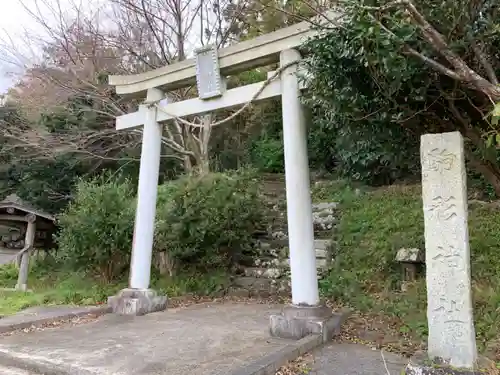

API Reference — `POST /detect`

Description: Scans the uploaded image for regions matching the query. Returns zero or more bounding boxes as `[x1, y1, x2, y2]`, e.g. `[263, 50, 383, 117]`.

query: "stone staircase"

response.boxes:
[228, 173, 338, 297]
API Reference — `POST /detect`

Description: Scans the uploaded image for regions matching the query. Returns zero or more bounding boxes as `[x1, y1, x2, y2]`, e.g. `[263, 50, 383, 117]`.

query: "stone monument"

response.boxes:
[404, 132, 490, 374]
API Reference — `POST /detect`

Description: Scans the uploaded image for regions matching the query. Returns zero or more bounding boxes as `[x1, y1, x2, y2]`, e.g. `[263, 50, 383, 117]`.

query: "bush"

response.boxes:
[56, 175, 135, 281]
[155, 170, 263, 271]
[0, 263, 19, 286]
[304, 28, 421, 185]
[249, 137, 285, 173]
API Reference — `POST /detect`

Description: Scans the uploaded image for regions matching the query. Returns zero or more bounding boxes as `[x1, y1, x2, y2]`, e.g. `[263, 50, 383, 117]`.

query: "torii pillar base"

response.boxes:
[108, 288, 167, 316]
[270, 305, 350, 343]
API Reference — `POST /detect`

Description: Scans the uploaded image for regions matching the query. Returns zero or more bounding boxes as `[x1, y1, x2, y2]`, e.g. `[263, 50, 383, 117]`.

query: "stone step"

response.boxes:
[312, 202, 338, 211]
[225, 286, 290, 298]
[232, 276, 272, 289]
[259, 216, 337, 231]
[253, 257, 328, 269]
[244, 267, 283, 278]
[255, 239, 333, 252]
[260, 188, 285, 196]
[261, 186, 285, 193]
[279, 258, 328, 269]
[243, 263, 329, 278]
[260, 173, 286, 183]
[225, 287, 276, 298]
[316, 249, 328, 258]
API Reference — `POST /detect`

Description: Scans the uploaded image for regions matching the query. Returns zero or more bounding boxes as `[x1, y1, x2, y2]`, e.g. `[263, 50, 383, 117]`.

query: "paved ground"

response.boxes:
[307, 342, 408, 375]
[2, 305, 97, 321]
[0, 302, 296, 375]
[0, 302, 410, 375]
[0, 365, 33, 375]
[0, 249, 18, 266]
[0, 305, 108, 329]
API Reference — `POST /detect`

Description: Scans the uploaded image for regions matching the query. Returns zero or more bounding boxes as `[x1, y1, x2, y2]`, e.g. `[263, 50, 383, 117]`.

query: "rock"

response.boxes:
[313, 202, 338, 211]
[244, 267, 282, 279]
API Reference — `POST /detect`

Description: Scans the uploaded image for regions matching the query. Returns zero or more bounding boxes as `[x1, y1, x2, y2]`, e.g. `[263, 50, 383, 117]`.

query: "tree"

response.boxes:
[0, 0, 249, 178]
[304, 0, 500, 192]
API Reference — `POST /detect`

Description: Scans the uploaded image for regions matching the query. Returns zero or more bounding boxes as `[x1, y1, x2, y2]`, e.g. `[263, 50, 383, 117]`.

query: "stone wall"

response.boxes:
[229, 202, 339, 297]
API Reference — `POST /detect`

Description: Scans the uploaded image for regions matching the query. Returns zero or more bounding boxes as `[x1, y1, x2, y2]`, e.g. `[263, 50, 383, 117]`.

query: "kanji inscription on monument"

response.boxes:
[195, 44, 223, 100]
[421, 131, 477, 369]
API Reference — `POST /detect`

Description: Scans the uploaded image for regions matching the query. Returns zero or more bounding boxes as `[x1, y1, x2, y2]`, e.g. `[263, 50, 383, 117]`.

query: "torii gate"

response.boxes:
[107, 12, 346, 341]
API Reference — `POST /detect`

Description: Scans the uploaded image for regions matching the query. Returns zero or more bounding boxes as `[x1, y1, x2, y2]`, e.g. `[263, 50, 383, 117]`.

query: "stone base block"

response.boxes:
[404, 352, 494, 375]
[269, 304, 350, 343]
[108, 288, 167, 316]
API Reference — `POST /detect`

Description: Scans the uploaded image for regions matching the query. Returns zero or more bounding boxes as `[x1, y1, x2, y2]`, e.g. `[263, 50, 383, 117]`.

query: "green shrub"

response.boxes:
[0, 263, 19, 286]
[155, 170, 263, 271]
[56, 175, 135, 281]
[249, 136, 285, 173]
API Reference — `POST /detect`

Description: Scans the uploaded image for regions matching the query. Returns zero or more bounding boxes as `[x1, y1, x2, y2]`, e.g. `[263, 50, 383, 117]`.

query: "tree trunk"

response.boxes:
[198, 114, 212, 176]
[191, 151, 210, 175]
[158, 251, 175, 277]
[466, 148, 500, 197]
[449, 104, 500, 196]
[184, 114, 212, 176]
[183, 155, 193, 172]
[198, 157, 210, 175]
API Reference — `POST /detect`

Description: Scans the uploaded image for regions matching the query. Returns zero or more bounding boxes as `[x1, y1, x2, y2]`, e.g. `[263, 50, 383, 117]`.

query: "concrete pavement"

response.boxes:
[0, 302, 409, 375]
[0, 302, 298, 375]
[306, 342, 408, 375]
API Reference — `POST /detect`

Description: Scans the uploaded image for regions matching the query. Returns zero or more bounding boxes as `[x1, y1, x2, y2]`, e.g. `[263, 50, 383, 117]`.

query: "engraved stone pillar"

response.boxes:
[406, 131, 478, 373]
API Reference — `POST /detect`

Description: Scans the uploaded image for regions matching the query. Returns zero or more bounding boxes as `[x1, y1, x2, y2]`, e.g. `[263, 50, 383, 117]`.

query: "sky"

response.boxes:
[0, 0, 30, 93]
[0, 0, 220, 95]
[0, 0, 90, 94]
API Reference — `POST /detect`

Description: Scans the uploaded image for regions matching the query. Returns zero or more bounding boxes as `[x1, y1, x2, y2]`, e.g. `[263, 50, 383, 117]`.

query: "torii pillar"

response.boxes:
[269, 49, 349, 343]
[107, 88, 168, 315]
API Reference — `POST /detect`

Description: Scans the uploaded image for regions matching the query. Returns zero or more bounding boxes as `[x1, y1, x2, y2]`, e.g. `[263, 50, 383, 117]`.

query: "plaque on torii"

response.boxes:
[195, 44, 224, 100]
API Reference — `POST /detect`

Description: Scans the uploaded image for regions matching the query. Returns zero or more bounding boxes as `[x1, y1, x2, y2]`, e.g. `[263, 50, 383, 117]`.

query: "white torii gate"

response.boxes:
[108, 12, 346, 341]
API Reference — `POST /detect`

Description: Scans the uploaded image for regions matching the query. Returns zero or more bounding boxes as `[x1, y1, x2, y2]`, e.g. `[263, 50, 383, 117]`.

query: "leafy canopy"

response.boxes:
[304, 0, 500, 187]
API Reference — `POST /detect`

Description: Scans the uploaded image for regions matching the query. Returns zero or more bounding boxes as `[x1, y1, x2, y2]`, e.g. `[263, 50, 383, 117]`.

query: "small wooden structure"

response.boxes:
[0, 194, 56, 291]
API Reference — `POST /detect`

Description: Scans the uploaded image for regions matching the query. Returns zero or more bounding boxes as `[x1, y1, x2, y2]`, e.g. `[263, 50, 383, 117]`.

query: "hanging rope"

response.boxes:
[144, 60, 300, 129]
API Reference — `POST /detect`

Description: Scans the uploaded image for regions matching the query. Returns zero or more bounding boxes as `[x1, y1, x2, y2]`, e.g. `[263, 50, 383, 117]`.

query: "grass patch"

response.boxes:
[0, 264, 124, 316]
[0, 261, 230, 316]
[313, 182, 500, 359]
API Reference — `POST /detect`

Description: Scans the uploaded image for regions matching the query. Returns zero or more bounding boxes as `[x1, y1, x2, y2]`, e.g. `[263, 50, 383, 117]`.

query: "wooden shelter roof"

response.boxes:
[0, 194, 55, 222]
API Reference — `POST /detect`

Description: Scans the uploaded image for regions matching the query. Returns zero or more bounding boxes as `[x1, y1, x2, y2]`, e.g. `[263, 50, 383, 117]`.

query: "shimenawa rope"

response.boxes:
[144, 60, 299, 129]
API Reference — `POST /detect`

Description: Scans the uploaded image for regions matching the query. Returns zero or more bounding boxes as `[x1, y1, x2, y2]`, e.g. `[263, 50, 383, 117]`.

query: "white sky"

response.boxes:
[0, 0, 94, 94]
[0, 0, 221, 95]
[0, 0, 31, 93]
